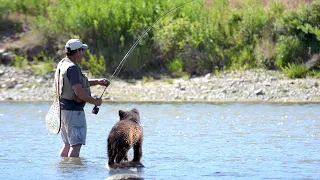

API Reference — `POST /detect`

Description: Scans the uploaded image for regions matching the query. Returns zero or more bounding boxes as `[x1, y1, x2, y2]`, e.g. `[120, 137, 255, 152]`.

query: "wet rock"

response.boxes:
[204, 73, 211, 79]
[0, 50, 14, 65]
[254, 88, 265, 96]
[232, 89, 238, 93]
[7, 81, 17, 89]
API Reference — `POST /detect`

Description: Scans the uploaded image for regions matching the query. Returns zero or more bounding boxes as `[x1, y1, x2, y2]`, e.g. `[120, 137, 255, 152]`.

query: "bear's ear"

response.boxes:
[119, 110, 126, 119]
[132, 108, 139, 115]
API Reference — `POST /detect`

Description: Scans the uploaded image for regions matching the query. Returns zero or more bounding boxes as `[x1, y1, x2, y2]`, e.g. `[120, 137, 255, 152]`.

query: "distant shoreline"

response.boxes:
[0, 66, 319, 103]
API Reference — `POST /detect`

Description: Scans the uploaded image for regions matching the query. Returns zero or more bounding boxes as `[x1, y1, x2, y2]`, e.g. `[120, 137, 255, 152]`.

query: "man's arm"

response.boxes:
[73, 84, 102, 106]
[67, 66, 103, 106]
[89, 79, 110, 87]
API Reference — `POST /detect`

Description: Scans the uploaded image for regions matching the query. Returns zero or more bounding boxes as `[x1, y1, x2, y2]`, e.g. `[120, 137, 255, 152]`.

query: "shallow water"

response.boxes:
[0, 102, 319, 179]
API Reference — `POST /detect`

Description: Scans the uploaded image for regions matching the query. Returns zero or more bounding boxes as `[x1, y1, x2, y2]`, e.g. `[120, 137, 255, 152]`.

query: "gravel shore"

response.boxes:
[0, 65, 319, 103]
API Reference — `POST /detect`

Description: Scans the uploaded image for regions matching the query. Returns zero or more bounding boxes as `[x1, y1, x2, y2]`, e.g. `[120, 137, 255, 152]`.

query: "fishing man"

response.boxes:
[56, 39, 110, 157]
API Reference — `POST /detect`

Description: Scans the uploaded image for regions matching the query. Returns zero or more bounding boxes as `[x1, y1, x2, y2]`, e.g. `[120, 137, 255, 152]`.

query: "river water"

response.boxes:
[0, 102, 319, 179]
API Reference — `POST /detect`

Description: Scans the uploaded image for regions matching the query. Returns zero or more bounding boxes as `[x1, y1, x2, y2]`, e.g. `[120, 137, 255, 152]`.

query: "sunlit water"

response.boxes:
[0, 102, 319, 179]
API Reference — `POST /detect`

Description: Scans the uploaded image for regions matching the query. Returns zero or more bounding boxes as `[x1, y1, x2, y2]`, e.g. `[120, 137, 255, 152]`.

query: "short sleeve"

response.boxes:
[67, 65, 82, 86]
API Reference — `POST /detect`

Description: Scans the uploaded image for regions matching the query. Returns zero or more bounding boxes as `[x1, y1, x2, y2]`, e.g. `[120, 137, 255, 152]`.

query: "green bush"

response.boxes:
[275, 35, 302, 68]
[80, 51, 106, 76]
[30, 54, 56, 75]
[12, 53, 55, 75]
[30, 61, 55, 75]
[0, 0, 13, 15]
[7, 0, 50, 15]
[277, 1, 320, 67]
[281, 63, 307, 79]
[307, 70, 320, 78]
[166, 58, 184, 73]
[12, 55, 28, 68]
[142, 76, 154, 83]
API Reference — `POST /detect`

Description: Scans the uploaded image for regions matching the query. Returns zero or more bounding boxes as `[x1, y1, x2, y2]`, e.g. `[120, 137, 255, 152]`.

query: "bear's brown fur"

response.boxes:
[107, 108, 144, 169]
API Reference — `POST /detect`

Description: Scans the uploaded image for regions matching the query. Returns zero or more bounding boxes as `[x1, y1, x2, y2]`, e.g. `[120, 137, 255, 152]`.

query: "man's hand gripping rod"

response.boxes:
[92, 0, 197, 114]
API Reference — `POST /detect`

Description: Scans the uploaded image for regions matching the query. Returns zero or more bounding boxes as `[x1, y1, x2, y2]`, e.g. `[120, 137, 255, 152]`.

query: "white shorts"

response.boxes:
[60, 110, 87, 146]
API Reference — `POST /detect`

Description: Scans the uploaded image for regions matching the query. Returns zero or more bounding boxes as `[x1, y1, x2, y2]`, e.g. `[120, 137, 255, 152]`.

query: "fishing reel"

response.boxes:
[92, 79, 110, 115]
[92, 105, 99, 114]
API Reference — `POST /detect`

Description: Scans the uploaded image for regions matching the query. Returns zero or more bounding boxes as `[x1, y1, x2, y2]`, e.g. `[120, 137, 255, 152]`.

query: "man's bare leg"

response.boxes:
[60, 144, 70, 157]
[68, 144, 82, 157]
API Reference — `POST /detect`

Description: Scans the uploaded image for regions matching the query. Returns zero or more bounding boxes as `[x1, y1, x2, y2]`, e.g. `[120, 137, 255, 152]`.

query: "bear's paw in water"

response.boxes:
[107, 108, 144, 169]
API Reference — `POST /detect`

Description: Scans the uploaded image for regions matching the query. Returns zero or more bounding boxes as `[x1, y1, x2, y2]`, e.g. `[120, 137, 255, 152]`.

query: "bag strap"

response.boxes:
[55, 66, 61, 97]
[56, 60, 64, 133]
[57, 69, 60, 98]
[55, 59, 66, 98]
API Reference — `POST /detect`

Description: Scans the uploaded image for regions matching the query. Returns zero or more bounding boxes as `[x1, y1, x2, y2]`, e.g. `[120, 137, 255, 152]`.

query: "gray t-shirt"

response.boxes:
[60, 65, 86, 111]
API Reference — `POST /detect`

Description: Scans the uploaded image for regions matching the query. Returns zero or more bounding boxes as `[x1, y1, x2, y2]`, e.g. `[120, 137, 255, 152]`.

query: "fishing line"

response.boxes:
[92, 0, 199, 114]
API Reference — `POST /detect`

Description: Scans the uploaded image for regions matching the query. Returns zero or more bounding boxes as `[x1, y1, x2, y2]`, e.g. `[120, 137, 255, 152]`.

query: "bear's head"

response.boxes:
[119, 108, 140, 123]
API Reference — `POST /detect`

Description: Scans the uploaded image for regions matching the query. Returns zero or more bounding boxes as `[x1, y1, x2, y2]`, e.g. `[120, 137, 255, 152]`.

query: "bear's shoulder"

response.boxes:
[118, 108, 140, 124]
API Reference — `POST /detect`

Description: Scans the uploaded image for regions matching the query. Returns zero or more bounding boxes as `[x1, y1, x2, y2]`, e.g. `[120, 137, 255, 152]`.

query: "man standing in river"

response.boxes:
[55, 39, 110, 157]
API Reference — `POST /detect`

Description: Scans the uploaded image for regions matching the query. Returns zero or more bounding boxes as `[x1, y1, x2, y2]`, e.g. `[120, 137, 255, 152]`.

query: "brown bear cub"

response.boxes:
[107, 108, 144, 169]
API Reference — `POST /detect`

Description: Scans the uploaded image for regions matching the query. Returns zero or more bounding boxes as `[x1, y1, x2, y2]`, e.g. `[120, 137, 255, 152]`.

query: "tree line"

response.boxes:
[1, 0, 319, 79]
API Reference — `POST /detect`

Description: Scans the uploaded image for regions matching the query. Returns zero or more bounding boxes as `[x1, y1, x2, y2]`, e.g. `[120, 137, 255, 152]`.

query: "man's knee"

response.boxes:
[60, 144, 71, 157]
[71, 144, 82, 149]
[69, 144, 82, 157]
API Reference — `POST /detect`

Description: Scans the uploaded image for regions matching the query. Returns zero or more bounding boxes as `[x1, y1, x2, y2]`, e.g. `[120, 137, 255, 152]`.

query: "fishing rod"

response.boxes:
[92, 0, 199, 114]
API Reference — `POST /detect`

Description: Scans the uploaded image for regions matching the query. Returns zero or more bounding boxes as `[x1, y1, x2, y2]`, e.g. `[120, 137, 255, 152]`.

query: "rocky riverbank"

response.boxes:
[0, 65, 319, 103]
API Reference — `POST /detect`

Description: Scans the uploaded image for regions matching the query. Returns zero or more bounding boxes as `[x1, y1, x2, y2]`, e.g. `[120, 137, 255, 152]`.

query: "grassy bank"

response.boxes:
[0, 0, 319, 79]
